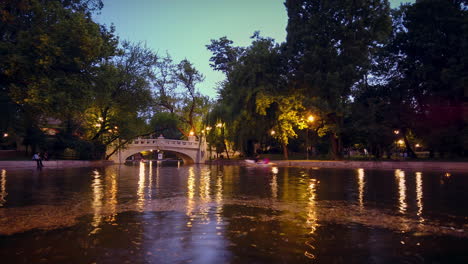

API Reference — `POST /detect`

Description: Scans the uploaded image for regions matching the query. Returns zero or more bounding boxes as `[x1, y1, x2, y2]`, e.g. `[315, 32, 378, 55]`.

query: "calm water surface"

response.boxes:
[0, 163, 467, 263]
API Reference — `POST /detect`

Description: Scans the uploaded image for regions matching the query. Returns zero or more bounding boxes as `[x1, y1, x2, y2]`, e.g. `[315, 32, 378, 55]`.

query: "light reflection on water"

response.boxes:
[416, 172, 424, 223]
[395, 169, 407, 214]
[357, 168, 365, 210]
[271, 166, 278, 199]
[0, 169, 6, 207]
[91, 169, 103, 234]
[215, 168, 223, 225]
[199, 167, 211, 223]
[147, 161, 153, 207]
[137, 161, 146, 211]
[186, 166, 195, 227]
[304, 177, 318, 260]
[106, 167, 118, 224]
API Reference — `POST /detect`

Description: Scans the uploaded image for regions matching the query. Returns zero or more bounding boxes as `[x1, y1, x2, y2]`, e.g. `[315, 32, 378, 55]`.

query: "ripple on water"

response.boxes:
[0, 196, 466, 238]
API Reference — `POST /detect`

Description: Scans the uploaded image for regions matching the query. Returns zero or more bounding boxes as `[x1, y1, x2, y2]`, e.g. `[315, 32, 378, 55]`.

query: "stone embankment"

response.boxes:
[0, 160, 113, 169]
[207, 160, 468, 172]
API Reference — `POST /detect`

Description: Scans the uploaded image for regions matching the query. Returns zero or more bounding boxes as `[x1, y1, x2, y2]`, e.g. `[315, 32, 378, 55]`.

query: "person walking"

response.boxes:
[32, 152, 43, 168]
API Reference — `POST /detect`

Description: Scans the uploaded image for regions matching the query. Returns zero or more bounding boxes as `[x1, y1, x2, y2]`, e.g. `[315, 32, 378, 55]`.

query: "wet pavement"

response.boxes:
[0, 163, 467, 263]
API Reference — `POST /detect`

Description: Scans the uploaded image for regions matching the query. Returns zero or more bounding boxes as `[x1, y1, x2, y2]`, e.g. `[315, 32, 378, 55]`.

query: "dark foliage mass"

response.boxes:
[206, 0, 467, 159]
[0, 0, 210, 159]
[1, 0, 466, 160]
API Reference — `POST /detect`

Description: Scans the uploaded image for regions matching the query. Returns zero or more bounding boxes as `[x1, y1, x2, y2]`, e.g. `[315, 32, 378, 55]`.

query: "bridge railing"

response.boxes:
[131, 138, 200, 148]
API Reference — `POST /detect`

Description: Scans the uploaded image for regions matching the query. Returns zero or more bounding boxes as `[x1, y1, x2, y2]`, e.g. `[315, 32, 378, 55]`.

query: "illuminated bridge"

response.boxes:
[107, 136, 206, 164]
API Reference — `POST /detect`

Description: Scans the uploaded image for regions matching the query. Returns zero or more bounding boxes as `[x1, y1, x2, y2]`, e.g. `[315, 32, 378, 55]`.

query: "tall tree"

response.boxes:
[84, 41, 156, 158]
[285, 0, 392, 159]
[0, 0, 117, 152]
[207, 34, 305, 158]
[393, 0, 467, 157]
[153, 55, 210, 138]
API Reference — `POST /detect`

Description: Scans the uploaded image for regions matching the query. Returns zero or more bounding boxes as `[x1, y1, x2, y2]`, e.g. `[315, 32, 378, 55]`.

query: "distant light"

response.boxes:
[189, 131, 194, 136]
[98, 117, 103, 122]
[397, 139, 404, 145]
[415, 144, 420, 147]
[150, 149, 153, 152]
[3, 133, 7, 138]
[272, 167, 279, 174]
[307, 115, 315, 122]
[270, 130, 276, 135]
[95, 124, 101, 127]
[394, 130, 400, 135]
[216, 123, 222, 128]
[445, 172, 451, 177]
[206, 126, 212, 131]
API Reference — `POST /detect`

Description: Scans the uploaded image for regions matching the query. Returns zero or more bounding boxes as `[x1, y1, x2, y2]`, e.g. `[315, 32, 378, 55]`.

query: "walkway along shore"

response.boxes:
[0, 160, 113, 169]
[1, 159, 467, 172]
[207, 160, 468, 172]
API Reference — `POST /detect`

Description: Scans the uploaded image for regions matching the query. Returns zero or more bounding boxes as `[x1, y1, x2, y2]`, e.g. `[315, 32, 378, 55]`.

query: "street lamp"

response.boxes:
[306, 115, 315, 160]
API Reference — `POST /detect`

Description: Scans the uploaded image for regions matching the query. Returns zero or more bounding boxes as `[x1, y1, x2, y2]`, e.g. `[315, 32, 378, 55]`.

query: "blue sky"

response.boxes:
[95, 0, 413, 98]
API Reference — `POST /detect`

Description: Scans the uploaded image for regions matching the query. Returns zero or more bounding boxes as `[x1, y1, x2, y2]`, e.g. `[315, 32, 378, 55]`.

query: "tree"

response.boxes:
[207, 34, 304, 158]
[256, 92, 307, 159]
[206, 36, 245, 77]
[175, 59, 206, 135]
[85, 42, 157, 158]
[393, 0, 467, 157]
[0, 0, 117, 154]
[284, 0, 392, 159]
[152, 55, 210, 138]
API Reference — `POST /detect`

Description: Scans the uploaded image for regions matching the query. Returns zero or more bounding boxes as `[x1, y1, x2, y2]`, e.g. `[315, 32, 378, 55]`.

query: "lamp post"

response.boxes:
[306, 115, 315, 160]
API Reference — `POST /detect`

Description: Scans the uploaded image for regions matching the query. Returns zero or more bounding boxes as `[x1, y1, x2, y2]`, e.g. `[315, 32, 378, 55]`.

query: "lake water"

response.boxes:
[0, 163, 467, 263]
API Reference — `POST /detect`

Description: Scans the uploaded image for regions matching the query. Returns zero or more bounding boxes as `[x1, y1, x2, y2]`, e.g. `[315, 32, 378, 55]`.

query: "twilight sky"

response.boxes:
[95, 0, 414, 98]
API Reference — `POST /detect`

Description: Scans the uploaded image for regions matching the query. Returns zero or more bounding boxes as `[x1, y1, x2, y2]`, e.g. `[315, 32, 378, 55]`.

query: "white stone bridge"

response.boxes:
[107, 136, 206, 164]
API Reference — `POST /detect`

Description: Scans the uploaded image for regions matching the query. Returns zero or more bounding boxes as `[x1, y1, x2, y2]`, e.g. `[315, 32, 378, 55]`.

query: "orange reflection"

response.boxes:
[199, 168, 211, 223]
[395, 169, 407, 214]
[147, 161, 153, 207]
[0, 169, 7, 207]
[357, 168, 365, 210]
[105, 168, 118, 224]
[137, 161, 146, 211]
[215, 170, 223, 225]
[186, 167, 195, 227]
[90, 169, 103, 234]
[271, 167, 278, 199]
[305, 178, 318, 259]
[415, 172, 424, 223]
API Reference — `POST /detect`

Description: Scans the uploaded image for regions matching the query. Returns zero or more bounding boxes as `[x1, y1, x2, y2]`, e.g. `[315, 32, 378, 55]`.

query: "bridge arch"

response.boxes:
[107, 137, 206, 164]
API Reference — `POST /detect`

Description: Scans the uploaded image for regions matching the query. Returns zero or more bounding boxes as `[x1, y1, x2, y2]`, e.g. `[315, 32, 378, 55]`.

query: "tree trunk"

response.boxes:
[222, 128, 230, 159]
[403, 133, 417, 158]
[330, 133, 343, 160]
[282, 143, 289, 160]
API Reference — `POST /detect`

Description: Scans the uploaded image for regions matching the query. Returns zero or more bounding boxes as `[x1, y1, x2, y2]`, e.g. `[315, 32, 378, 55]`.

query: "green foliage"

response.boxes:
[284, 0, 392, 158]
[207, 34, 290, 156]
[256, 92, 307, 146]
[149, 112, 183, 139]
[83, 42, 156, 146]
[152, 53, 211, 138]
[1, 0, 117, 118]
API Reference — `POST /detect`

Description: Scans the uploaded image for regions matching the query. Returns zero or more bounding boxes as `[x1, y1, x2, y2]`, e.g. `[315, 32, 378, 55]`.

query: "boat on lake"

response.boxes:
[244, 159, 276, 167]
